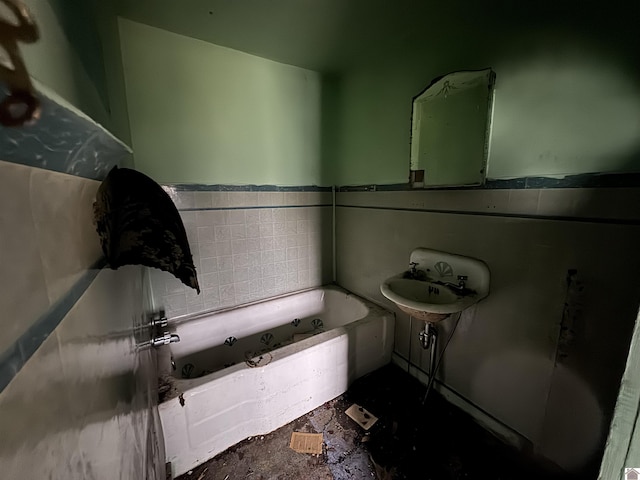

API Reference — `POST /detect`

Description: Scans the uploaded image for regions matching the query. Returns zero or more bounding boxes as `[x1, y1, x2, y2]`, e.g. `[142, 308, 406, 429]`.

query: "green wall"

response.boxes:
[20, 0, 109, 126]
[328, 15, 640, 186]
[20, 0, 130, 144]
[119, 19, 323, 186]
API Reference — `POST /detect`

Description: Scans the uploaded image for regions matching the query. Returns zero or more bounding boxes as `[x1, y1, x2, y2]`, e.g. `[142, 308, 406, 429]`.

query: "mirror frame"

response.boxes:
[409, 68, 496, 189]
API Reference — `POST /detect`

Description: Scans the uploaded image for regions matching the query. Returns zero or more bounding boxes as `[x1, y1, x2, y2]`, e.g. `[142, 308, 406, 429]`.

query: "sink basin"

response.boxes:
[381, 275, 479, 322]
[380, 248, 490, 322]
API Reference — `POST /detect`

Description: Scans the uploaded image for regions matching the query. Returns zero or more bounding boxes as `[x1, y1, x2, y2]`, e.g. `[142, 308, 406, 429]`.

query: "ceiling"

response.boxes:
[117, 0, 638, 74]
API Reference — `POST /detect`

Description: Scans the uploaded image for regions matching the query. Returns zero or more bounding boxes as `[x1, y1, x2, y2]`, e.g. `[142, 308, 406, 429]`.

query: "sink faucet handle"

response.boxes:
[457, 275, 468, 286]
[409, 261, 419, 269]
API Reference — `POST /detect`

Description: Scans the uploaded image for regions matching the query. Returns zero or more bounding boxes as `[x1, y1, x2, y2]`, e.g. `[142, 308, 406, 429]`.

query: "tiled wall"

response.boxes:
[336, 187, 640, 476]
[152, 189, 333, 318]
[0, 88, 160, 479]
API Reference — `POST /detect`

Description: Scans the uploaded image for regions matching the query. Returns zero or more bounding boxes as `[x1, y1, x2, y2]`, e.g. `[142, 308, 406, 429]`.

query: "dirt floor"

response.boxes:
[176, 364, 581, 480]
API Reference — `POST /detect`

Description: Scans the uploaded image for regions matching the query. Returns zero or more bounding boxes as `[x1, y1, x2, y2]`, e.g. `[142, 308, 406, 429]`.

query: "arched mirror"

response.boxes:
[410, 68, 496, 188]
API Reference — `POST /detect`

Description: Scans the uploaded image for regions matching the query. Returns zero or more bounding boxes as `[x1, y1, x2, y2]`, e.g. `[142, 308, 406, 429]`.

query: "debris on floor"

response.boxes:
[345, 403, 378, 430]
[176, 364, 578, 480]
[289, 431, 324, 454]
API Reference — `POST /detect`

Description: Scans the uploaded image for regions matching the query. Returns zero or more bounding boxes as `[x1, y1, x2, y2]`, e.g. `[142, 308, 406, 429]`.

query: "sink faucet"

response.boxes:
[404, 262, 427, 280]
[409, 262, 419, 276]
[439, 275, 470, 295]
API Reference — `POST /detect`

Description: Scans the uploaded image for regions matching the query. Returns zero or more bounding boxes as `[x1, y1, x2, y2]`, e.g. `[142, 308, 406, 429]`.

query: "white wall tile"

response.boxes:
[258, 209, 273, 222]
[233, 268, 249, 283]
[262, 264, 276, 277]
[286, 247, 299, 260]
[194, 192, 212, 208]
[259, 223, 274, 237]
[211, 192, 229, 208]
[165, 292, 187, 312]
[274, 274, 287, 291]
[200, 273, 219, 289]
[287, 272, 298, 289]
[174, 191, 195, 209]
[215, 241, 232, 257]
[214, 225, 231, 242]
[336, 194, 640, 470]
[247, 238, 261, 252]
[297, 257, 309, 271]
[232, 254, 249, 268]
[274, 221, 287, 236]
[199, 242, 216, 259]
[284, 192, 300, 205]
[0, 163, 55, 354]
[227, 210, 246, 225]
[260, 237, 275, 250]
[232, 239, 248, 254]
[231, 224, 246, 240]
[219, 284, 235, 302]
[298, 269, 310, 288]
[247, 252, 262, 267]
[151, 202, 332, 317]
[274, 249, 286, 263]
[272, 208, 286, 222]
[0, 265, 161, 480]
[274, 236, 287, 250]
[218, 270, 234, 286]
[286, 260, 297, 275]
[200, 258, 217, 273]
[259, 250, 273, 265]
[246, 223, 260, 238]
[197, 226, 214, 243]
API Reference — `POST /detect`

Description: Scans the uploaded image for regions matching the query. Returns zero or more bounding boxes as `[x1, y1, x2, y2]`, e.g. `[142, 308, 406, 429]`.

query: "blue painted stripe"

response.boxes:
[0, 86, 130, 181]
[0, 258, 106, 394]
[337, 172, 640, 192]
[167, 184, 332, 192]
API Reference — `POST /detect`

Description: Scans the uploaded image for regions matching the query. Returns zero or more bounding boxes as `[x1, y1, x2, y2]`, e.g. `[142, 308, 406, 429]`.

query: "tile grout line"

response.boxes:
[177, 204, 333, 212]
[335, 204, 640, 226]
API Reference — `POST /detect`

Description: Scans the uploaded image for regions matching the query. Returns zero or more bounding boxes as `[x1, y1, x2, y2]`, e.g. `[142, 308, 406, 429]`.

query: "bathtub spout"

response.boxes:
[151, 332, 180, 346]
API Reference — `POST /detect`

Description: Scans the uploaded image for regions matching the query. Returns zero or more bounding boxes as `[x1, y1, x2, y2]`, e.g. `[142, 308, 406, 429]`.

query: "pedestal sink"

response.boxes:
[380, 248, 490, 321]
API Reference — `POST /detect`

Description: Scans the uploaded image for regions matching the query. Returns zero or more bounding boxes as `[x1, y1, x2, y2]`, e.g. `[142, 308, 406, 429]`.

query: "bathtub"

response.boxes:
[157, 286, 394, 477]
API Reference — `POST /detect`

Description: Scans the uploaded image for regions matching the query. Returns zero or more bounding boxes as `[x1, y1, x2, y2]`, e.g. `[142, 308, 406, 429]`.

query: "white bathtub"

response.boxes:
[158, 286, 394, 477]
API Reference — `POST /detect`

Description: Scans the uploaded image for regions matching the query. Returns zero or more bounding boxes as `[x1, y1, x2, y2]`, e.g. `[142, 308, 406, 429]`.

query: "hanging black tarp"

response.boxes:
[93, 166, 200, 293]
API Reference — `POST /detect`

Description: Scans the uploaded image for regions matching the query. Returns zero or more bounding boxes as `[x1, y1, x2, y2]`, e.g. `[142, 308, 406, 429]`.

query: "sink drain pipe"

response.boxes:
[406, 313, 462, 405]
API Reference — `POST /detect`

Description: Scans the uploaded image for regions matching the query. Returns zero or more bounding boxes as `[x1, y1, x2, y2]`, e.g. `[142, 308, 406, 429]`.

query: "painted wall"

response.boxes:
[20, 0, 109, 127]
[327, 7, 640, 186]
[91, 1, 134, 145]
[15, 1, 132, 145]
[119, 19, 323, 186]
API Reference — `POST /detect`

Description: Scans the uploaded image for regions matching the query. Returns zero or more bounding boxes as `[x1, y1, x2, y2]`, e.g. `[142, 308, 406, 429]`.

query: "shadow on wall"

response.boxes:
[489, 43, 640, 179]
[458, 33, 640, 480]
[45, 0, 109, 111]
[320, 73, 342, 188]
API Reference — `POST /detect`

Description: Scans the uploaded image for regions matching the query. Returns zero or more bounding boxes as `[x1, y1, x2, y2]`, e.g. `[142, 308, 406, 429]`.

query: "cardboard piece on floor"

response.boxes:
[289, 432, 323, 454]
[345, 404, 378, 431]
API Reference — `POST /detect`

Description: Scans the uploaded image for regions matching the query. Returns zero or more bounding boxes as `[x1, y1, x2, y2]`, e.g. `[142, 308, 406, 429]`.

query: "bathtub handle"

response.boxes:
[146, 311, 168, 330]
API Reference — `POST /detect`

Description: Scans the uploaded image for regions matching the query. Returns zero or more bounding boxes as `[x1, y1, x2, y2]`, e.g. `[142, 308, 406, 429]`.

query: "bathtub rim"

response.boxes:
[167, 284, 361, 326]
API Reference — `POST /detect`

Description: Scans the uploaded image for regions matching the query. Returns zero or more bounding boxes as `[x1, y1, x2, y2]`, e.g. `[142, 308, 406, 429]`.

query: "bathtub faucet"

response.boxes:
[152, 332, 180, 346]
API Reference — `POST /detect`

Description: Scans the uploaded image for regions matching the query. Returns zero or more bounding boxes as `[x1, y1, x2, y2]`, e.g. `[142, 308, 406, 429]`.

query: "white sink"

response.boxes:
[380, 248, 490, 322]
